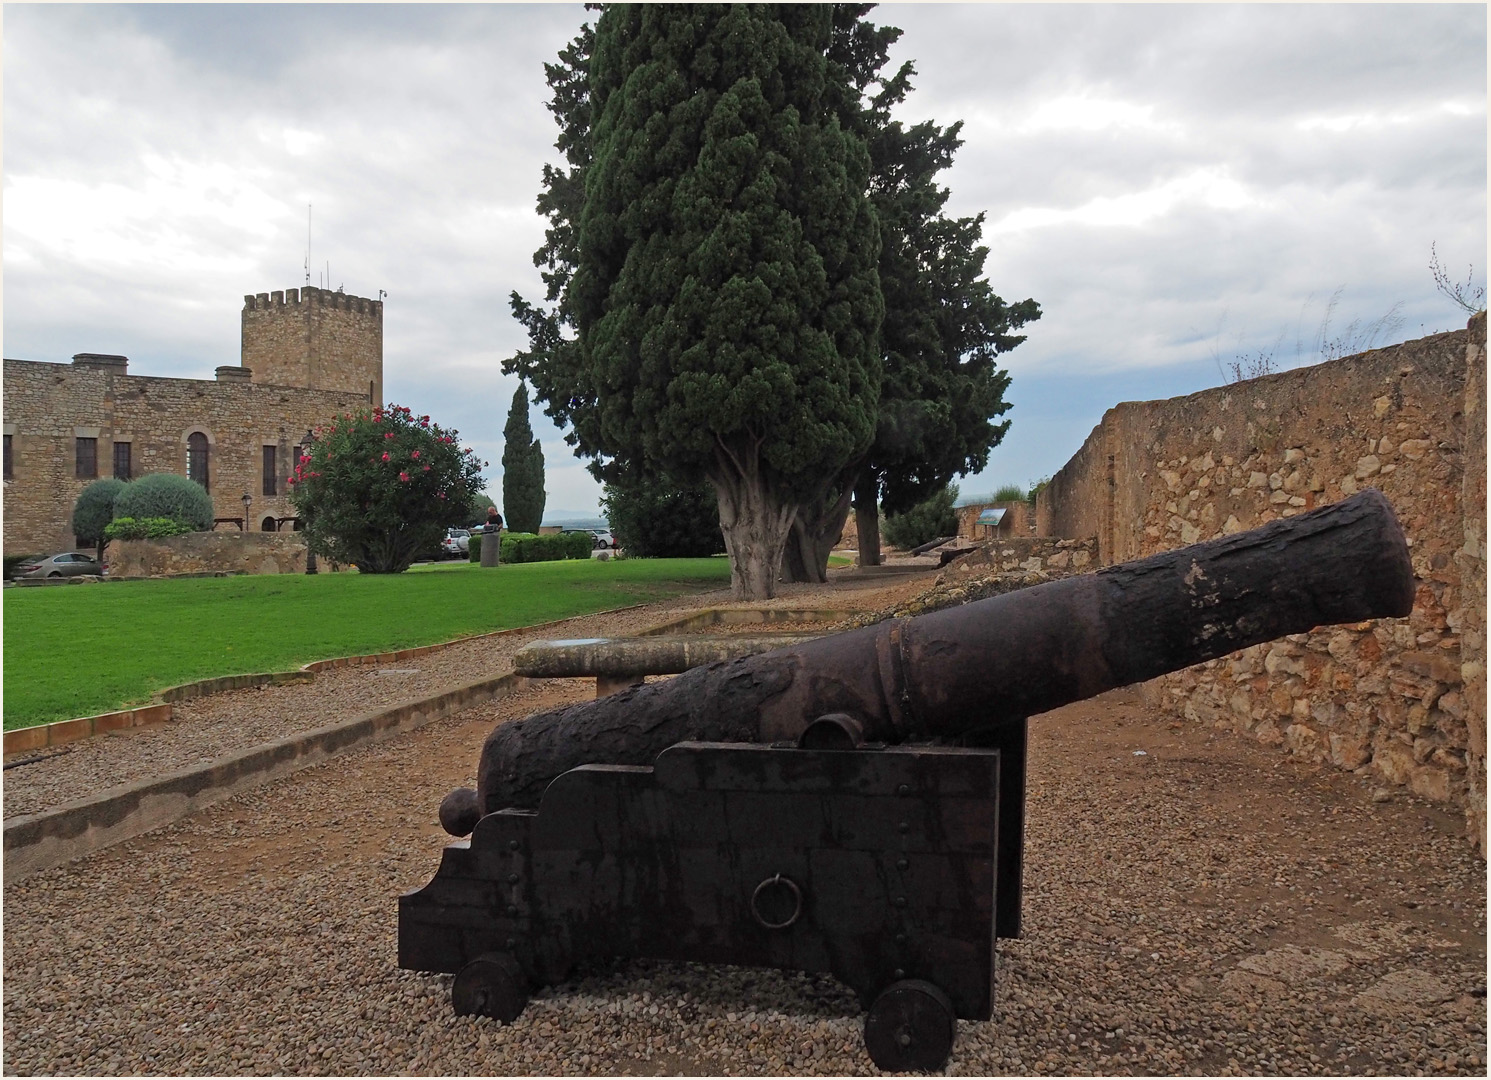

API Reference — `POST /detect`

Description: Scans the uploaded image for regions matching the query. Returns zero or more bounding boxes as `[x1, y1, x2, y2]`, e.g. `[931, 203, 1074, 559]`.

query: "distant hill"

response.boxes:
[541, 510, 609, 529]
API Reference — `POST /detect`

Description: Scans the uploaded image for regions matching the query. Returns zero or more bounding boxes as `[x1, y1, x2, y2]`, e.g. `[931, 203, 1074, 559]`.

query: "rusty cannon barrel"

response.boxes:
[442, 489, 1414, 834]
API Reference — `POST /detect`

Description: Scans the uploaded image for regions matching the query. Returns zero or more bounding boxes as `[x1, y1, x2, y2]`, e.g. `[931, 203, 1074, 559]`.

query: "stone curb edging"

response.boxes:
[2, 604, 653, 756]
[2, 704, 175, 756]
[2, 672, 531, 882]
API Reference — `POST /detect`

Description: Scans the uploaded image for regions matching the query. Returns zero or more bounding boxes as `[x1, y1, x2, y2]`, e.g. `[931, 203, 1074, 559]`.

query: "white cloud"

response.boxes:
[986, 167, 1260, 235]
[1021, 95, 1181, 135]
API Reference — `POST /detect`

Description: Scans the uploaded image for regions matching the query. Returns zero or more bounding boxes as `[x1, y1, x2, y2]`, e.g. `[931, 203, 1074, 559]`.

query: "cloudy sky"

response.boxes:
[4, 3, 1484, 519]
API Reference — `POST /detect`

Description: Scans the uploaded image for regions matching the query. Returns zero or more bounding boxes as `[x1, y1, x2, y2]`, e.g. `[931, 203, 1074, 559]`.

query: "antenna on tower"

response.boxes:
[305, 204, 312, 286]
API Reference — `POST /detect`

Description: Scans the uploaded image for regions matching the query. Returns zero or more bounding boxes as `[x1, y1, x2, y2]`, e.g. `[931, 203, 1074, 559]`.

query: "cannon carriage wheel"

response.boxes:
[862, 979, 958, 1072]
[451, 952, 530, 1024]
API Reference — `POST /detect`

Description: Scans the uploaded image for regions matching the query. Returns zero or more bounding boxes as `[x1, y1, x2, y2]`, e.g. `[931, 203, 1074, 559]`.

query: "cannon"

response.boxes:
[400, 490, 1414, 1070]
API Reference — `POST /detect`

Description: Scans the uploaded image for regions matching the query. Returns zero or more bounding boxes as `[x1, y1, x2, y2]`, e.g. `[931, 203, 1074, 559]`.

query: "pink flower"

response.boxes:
[300, 455, 310, 464]
[385, 432, 395, 440]
[399, 471, 410, 482]
[420, 416, 429, 426]
[287, 476, 296, 485]
[437, 492, 446, 499]
[381, 452, 391, 462]
[410, 450, 420, 460]
[422, 464, 431, 472]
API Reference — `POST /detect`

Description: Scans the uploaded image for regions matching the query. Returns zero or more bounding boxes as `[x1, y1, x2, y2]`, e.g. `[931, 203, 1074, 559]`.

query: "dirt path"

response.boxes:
[4, 647, 1483, 1075]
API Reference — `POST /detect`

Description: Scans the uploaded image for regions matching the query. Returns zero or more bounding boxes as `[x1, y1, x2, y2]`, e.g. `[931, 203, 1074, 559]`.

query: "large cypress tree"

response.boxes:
[508, 5, 1035, 593]
[501, 382, 546, 533]
[536, 5, 884, 599]
[780, 12, 1040, 580]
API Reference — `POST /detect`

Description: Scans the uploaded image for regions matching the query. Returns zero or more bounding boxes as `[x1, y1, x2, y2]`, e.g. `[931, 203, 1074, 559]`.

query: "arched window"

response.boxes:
[261, 516, 277, 532]
[187, 431, 210, 491]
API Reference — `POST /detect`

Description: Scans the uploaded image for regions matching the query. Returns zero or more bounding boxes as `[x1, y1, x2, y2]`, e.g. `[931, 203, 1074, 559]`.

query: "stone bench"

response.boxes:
[513, 633, 826, 697]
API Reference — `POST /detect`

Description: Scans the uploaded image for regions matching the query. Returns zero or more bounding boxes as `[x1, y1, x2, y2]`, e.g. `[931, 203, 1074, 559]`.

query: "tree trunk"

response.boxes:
[781, 477, 854, 583]
[854, 471, 881, 567]
[712, 448, 796, 601]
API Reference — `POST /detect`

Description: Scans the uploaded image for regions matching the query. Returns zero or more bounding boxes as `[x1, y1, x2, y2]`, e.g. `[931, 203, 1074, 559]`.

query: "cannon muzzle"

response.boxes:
[459, 489, 1413, 825]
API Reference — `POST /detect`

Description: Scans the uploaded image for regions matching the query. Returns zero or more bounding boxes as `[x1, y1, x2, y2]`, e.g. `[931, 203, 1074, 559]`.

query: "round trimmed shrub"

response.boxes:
[113, 473, 215, 531]
[71, 477, 127, 550]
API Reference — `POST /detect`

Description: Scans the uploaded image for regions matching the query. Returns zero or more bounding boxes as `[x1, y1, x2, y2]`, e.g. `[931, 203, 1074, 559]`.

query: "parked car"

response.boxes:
[11, 552, 103, 579]
[441, 529, 471, 558]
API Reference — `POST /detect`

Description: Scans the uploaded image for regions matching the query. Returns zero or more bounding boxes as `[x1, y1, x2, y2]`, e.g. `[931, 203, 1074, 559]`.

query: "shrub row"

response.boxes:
[468, 530, 594, 564]
[104, 516, 198, 541]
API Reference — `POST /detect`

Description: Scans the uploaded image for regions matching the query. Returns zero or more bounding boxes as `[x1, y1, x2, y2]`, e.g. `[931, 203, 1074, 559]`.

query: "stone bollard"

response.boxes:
[480, 527, 501, 567]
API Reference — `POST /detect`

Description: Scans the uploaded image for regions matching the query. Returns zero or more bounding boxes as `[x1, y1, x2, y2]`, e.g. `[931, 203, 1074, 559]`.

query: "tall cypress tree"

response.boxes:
[502, 382, 546, 534]
[576, 4, 884, 599]
[781, 9, 1040, 579]
[508, 5, 1036, 593]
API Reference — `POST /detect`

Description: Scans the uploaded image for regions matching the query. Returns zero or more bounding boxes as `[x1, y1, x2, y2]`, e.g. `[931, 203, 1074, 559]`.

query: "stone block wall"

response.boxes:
[108, 531, 315, 578]
[241, 287, 383, 405]
[1037, 314, 1486, 850]
[2, 358, 371, 556]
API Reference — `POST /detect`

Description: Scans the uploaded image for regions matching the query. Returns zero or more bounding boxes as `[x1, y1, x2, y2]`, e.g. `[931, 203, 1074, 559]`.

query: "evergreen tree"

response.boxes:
[601, 465, 725, 558]
[782, 10, 1040, 579]
[502, 382, 547, 534]
[511, 4, 883, 600]
[510, 6, 1036, 589]
[71, 477, 127, 559]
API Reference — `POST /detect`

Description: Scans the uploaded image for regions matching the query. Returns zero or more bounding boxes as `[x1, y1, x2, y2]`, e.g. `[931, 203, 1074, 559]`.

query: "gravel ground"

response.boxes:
[2, 572, 927, 820]
[3, 564, 1485, 1076]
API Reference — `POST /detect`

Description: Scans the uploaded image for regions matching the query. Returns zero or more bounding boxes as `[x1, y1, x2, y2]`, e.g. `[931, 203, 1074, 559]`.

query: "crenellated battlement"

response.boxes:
[242, 286, 382, 318]
[241, 282, 382, 401]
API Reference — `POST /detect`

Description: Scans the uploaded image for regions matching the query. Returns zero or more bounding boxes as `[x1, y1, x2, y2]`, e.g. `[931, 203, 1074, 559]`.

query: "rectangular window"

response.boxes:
[75, 437, 98, 479]
[3, 434, 11, 480]
[113, 441, 131, 481]
[263, 445, 277, 496]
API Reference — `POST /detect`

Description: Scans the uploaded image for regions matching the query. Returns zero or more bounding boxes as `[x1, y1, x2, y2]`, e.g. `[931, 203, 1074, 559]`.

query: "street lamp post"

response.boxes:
[302, 428, 318, 574]
[241, 492, 252, 532]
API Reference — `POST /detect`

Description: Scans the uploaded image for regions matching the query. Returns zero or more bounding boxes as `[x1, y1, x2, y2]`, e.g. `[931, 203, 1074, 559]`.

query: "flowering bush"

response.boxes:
[287, 404, 485, 573]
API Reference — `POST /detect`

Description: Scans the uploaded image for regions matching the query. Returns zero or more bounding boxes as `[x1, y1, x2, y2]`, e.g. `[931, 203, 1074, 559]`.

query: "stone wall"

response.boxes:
[937, 535, 1098, 581]
[241, 287, 383, 405]
[1037, 314, 1486, 850]
[108, 531, 316, 578]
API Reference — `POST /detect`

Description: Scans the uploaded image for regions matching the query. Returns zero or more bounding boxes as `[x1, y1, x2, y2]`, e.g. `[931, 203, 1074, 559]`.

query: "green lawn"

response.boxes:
[3, 558, 731, 729]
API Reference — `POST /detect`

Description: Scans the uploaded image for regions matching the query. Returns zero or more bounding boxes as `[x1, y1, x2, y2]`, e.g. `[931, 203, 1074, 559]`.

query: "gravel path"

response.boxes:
[3, 564, 1484, 1075]
[2, 572, 929, 819]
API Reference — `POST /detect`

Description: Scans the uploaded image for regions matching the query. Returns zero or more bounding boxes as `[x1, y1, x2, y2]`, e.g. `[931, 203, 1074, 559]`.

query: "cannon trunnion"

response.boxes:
[400, 740, 1011, 1071]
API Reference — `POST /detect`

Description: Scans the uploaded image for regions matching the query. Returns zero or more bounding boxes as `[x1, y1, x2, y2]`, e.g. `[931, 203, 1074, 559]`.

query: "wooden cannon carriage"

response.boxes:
[400, 490, 1414, 1071]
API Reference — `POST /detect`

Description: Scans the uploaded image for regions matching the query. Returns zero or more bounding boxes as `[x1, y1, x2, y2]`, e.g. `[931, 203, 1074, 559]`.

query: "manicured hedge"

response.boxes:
[469, 531, 594, 564]
[103, 516, 197, 541]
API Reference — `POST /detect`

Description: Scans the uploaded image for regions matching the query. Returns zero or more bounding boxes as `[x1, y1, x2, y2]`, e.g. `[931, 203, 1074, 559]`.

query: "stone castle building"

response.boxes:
[3, 286, 383, 556]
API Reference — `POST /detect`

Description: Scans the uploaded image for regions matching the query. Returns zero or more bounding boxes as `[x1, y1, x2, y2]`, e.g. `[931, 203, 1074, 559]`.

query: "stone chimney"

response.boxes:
[72, 353, 128, 374]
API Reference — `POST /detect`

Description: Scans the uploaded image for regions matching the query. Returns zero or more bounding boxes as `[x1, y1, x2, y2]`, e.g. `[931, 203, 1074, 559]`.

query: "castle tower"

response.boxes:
[241, 286, 383, 406]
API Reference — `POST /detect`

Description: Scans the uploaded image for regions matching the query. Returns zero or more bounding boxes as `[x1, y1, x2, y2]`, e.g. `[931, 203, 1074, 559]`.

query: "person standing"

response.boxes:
[480, 507, 503, 567]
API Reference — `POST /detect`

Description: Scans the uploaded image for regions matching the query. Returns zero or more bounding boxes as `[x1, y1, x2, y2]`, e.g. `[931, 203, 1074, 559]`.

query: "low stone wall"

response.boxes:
[1037, 313, 1486, 851]
[109, 531, 312, 578]
[955, 500, 1033, 540]
[938, 535, 1097, 580]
